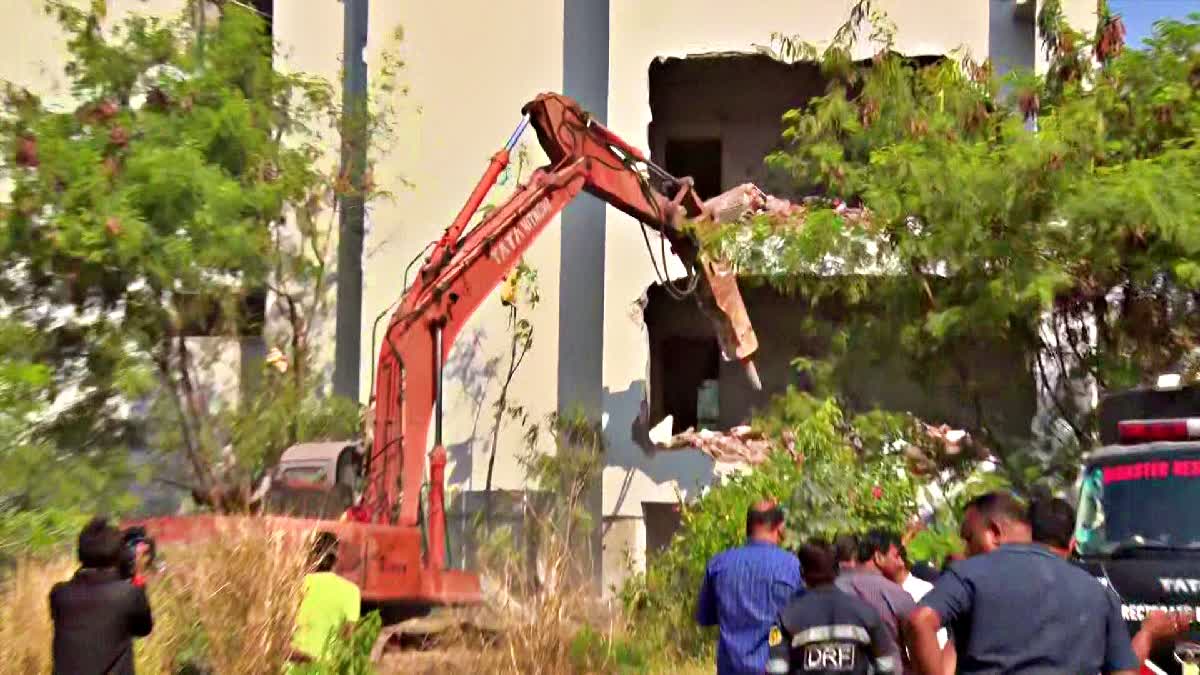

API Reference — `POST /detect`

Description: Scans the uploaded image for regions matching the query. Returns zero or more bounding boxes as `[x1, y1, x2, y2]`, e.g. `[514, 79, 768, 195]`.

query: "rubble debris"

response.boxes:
[648, 417, 983, 474]
[654, 423, 775, 465]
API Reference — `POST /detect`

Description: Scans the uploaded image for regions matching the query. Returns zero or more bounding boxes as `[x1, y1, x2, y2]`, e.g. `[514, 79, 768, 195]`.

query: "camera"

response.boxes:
[118, 526, 157, 580]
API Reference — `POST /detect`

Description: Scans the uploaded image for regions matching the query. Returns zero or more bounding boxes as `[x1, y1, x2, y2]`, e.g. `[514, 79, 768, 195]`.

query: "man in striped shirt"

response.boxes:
[697, 501, 804, 674]
[835, 530, 916, 673]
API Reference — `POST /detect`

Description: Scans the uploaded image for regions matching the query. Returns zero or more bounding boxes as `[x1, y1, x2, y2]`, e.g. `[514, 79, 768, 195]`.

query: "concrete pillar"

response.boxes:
[334, 0, 368, 401]
[602, 516, 645, 597]
[989, 0, 1035, 85]
[560, 0, 610, 593]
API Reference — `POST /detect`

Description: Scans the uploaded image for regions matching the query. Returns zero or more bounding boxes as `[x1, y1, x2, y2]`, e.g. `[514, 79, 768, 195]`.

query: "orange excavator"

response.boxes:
[132, 92, 786, 609]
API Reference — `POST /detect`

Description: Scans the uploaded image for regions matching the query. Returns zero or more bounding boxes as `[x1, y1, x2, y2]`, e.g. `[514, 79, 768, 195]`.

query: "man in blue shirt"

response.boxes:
[905, 491, 1139, 675]
[697, 500, 804, 674]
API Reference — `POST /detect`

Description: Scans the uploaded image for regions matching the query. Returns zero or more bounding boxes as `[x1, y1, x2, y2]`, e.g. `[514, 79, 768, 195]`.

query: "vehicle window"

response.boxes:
[1075, 450, 1200, 555]
[282, 467, 326, 485]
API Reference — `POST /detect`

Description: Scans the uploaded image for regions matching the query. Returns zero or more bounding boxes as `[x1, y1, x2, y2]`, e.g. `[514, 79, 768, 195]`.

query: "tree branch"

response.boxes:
[1034, 339, 1084, 442]
[484, 308, 533, 525]
[153, 348, 210, 491]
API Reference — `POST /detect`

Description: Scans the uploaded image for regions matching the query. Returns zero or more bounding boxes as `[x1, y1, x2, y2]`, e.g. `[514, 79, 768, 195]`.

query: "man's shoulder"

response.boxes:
[783, 588, 877, 625]
[309, 572, 360, 595]
[1053, 557, 1112, 600]
[49, 571, 123, 594]
[48, 578, 69, 603]
[859, 572, 917, 610]
[709, 543, 796, 568]
[880, 575, 916, 604]
[840, 570, 904, 591]
[943, 550, 1006, 581]
[760, 544, 799, 566]
[837, 588, 886, 624]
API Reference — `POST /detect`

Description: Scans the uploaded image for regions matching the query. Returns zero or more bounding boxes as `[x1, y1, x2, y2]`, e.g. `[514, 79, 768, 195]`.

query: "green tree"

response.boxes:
[0, 2, 398, 512]
[709, 1, 1200, 489]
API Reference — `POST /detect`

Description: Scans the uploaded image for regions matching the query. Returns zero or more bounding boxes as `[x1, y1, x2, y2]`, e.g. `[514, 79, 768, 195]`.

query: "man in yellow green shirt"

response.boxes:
[289, 532, 361, 666]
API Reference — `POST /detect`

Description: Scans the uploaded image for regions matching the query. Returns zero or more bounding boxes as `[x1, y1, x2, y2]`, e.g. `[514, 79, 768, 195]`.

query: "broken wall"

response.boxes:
[647, 54, 828, 199]
[645, 281, 1038, 441]
[603, 0, 998, 521]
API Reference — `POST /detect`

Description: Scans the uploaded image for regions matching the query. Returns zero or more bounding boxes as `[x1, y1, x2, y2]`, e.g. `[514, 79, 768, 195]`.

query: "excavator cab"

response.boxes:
[262, 441, 363, 519]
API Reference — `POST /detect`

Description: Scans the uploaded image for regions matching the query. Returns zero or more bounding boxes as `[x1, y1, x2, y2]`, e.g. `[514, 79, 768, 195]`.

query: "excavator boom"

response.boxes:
[367, 93, 776, 547]
[127, 93, 788, 609]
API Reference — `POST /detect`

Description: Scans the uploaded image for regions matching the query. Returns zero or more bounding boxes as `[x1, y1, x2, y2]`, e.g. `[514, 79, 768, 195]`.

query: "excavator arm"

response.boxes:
[366, 93, 783, 568]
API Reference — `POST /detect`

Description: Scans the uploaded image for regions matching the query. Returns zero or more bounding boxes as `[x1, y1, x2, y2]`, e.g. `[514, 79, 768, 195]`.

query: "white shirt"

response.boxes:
[901, 573, 947, 648]
[902, 573, 933, 601]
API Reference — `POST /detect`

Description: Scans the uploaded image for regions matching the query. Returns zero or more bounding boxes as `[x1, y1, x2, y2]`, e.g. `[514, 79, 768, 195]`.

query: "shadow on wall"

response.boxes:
[442, 328, 502, 487]
[601, 380, 716, 520]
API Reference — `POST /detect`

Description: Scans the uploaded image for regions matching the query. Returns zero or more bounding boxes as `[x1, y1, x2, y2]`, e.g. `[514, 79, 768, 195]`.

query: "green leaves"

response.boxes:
[1, 2, 392, 512]
[289, 611, 382, 675]
[709, 10, 1200, 484]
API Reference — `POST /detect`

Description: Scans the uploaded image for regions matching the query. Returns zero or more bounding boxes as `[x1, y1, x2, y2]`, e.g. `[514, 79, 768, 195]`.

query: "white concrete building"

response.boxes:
[1, 0, 1096, 592]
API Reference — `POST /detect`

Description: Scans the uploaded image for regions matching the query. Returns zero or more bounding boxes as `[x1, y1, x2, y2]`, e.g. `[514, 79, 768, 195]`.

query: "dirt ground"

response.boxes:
[379, 648, 479, 674]
[380, 649, 713, 675]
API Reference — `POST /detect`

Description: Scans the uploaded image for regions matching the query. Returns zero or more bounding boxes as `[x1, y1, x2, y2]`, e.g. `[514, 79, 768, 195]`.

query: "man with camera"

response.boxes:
[50, 516, 154, 675]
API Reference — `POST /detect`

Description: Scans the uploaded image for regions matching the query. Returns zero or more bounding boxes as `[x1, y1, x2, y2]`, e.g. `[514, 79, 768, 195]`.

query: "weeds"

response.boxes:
[0, 558, 74, 673]
[291, 611, 382, 675]
[138, 522, 310, 674]
[432, 409, 655, 675]
[0, 522, 312, 675]
[0, 409, 708, 675]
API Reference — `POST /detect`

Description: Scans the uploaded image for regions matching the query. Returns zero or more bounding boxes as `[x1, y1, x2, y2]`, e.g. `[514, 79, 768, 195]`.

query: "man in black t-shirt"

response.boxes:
[50, 516, 153, 675]
[768, 541, 897, 675]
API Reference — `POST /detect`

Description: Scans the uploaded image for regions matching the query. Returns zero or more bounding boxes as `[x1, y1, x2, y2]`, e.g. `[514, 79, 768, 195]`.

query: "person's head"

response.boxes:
[309, 531, 340, 572]
[960, 491, 1032, 556]
[1030, 497, 1076, 558]
[796, 540, 839, 587]
[746, 500, 785, 544]
[857, 529, 906, 580]
[78, 516, 123, 570]
[834, 534, 859, 570]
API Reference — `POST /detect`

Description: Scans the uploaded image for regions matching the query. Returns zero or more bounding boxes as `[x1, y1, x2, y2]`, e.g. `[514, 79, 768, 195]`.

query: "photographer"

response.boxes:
[50, 516, 153, 675]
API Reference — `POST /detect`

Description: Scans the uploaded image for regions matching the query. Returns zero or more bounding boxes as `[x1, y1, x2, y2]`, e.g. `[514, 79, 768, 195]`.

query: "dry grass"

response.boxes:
[1, 527, 705, 675]
[0, 558, 75, 673]
[469, 544, 598, 673]
[419, 412, 656, 675]
[648, 659, 712, 675]
[432, 506, 637, 673]
[137, 522, 309, 674]
[0, 523, 308, 675]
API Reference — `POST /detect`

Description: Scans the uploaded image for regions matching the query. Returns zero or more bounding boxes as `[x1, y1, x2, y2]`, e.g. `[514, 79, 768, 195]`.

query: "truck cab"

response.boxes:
[1073, 383, 1200, 674]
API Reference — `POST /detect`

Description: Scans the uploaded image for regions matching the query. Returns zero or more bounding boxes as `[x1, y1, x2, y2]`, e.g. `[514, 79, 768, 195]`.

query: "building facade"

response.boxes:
[2, 0, 1095, 593]
[312, 0, 1094, 592]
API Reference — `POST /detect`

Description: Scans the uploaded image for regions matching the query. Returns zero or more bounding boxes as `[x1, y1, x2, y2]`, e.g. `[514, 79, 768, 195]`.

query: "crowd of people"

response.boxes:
[44, 491, 1193, 674]
[47, 518, 359, 674]
[697, 493, 1193, 675]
